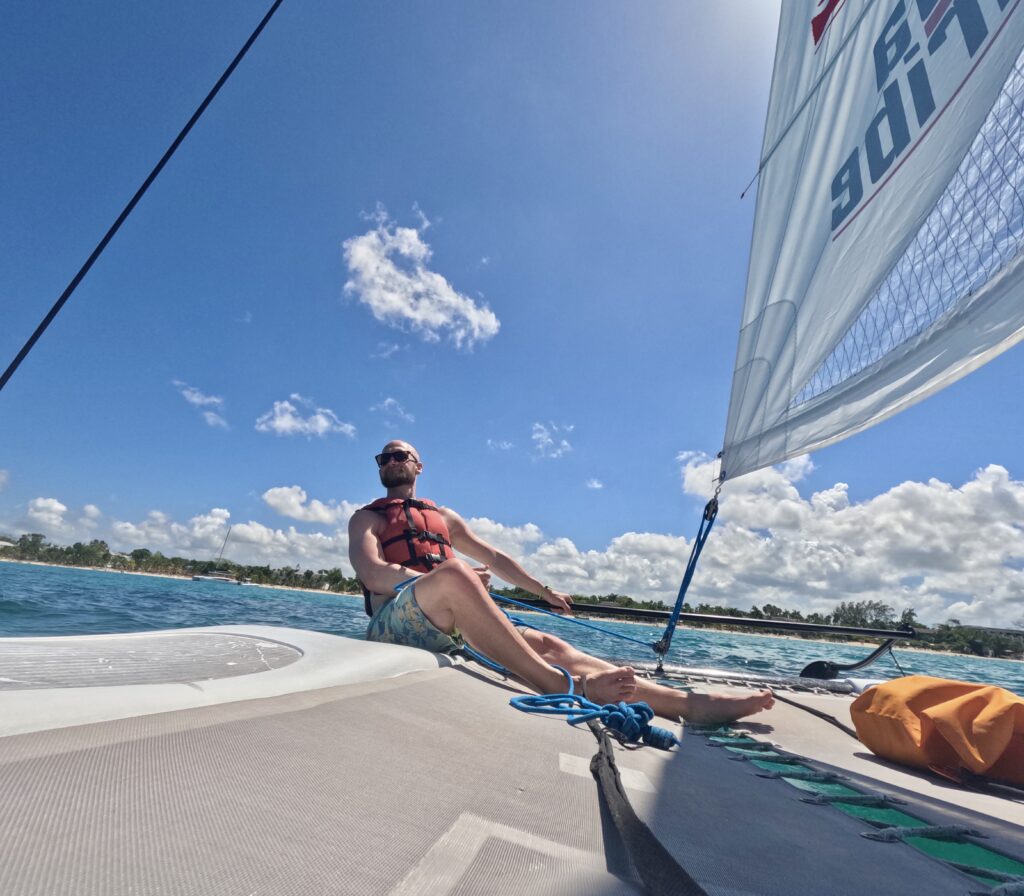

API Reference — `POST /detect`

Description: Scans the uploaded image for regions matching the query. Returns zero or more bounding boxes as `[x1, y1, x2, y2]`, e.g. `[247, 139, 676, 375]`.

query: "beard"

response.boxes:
[380, 465, 416, 488]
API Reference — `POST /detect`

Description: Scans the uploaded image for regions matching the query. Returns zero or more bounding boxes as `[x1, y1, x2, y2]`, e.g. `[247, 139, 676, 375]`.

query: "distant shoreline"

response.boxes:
[504, 605, 1022, 662]
[0, 558, 363, 601]
[4, 557, 1018, 663]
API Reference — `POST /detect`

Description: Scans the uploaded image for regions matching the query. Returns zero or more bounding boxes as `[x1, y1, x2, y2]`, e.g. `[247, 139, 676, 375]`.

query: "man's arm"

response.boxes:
[347, 509, 422, 595]
[440, 507, 572, 612]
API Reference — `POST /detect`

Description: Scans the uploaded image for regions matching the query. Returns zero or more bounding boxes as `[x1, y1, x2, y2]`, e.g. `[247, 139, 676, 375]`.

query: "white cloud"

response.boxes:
[464, 517, 545, 562]
[112, 508, 230, 553]
[173, 380, 224, 408]
[342, 205, 500, 349]
[203, 411, 229, 429]
[0, 470, 8, 490]
[229, 521, 351, 570]
[372, 342, 402, 359]
[14, 458, 1024, 627]
[532, 422, 573, 459]
[487, 439, 514, 451]
[412, 202, 431, 231]
[669, 453, 1024, 627]
[439, 460, 1024, 628]
[370, 397, 415, 424]
[586, 479, 604, 490]
[255, 394, 356, 438]
[11, 498, 102, 540]
[26, 497, 67, 531]
[262, 486, 360, 525]
[174, 381, 229, 428]
[109, 507, 352, 572]
[79, 504, 102, 529]
[522, 531, 693, 595]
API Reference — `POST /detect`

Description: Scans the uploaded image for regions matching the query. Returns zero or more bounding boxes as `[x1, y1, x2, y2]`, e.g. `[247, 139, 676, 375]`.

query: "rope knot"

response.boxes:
[599, 700, 676, 749]
[602, 701, 650, 741]
[510, 691, 678, 750]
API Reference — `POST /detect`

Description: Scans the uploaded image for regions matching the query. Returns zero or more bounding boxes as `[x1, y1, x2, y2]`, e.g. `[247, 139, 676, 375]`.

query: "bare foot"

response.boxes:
[681, 689, 775, 726]
[581, 666, 637, 704]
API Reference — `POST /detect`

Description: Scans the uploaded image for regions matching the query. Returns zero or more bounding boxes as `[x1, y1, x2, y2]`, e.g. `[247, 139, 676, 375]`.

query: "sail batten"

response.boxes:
[754, 0, 881, 183]
[722, 0, 1024, 482]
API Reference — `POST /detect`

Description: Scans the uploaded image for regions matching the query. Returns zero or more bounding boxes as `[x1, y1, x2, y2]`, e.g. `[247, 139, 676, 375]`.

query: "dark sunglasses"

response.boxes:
[375, 449, 417, 467]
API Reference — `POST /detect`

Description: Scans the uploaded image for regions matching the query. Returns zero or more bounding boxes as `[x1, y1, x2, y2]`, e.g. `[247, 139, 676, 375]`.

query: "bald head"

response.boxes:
[381, 439, 419, 462]
[376, 440, 422, 491]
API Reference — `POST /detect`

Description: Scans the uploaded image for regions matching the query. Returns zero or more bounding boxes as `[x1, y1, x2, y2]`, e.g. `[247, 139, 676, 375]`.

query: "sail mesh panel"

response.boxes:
[793, 52, 1024, 408]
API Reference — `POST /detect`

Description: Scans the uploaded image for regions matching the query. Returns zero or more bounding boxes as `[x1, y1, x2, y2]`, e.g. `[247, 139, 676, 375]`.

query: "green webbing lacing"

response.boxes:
[695, 727, 1024, 887]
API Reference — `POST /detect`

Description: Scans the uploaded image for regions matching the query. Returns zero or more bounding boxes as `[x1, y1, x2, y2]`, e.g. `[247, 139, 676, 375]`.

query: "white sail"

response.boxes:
[721, 0, 1024, 481]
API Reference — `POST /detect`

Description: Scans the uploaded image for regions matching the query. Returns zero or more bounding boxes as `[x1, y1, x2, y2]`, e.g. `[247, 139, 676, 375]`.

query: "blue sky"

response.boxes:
[2, 1, 1023, 627]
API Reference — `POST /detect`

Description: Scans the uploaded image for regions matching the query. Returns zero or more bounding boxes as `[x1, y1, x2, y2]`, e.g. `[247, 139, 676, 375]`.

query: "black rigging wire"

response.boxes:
[0, 0, 286, 394]
[772, 691, 859, 739]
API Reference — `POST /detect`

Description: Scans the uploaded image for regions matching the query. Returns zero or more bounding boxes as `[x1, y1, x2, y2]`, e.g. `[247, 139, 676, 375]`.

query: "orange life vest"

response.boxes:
[360, 497, 454, 615]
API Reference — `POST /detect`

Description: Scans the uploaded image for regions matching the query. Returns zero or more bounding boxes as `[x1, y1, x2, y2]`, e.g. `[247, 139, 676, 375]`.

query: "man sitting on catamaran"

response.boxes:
[349, 440, 774, 725]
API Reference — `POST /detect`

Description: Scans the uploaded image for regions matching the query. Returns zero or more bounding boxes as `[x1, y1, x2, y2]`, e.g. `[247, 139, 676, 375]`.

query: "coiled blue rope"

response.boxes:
[509, 665, 679, 750]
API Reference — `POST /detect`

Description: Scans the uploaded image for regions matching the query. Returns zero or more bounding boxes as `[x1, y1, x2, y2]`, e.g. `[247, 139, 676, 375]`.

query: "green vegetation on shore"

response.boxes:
[0, 533, 363, 593]
[3, 533, 1021, 660]
[493, 591, 1024, 660]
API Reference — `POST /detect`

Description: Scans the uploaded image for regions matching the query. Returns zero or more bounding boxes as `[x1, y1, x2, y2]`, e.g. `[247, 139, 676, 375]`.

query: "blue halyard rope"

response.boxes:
[652, 496, 718, 670]
[489, 495, 719, 670]
[509, 665, 678, 750]
[490, 593, 655, 650]
[473, 513, 727, 750]
[459, 643, 510, 674]
[465, 497, 721, 745]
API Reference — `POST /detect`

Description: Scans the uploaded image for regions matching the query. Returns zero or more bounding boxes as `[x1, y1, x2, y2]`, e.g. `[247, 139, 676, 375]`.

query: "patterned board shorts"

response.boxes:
[365, 579, 462, 654]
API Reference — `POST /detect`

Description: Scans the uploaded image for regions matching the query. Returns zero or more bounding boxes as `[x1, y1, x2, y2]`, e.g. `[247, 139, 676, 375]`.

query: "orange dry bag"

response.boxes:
[850, 675, 1024, 786]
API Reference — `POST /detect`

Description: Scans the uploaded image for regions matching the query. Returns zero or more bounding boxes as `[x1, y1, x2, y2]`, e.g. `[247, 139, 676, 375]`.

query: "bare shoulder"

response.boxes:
[436, 504, 466, 532]
[348, 507, 382, 533]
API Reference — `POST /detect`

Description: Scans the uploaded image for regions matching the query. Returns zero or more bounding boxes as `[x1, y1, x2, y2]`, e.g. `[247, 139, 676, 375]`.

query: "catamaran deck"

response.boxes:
[0, 626, 1019, 895]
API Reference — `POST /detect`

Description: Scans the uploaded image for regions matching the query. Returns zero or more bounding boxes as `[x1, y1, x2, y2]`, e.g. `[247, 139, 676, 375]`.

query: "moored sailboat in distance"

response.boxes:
[192, 526, 242, 584]
[191, 571, 242, 584]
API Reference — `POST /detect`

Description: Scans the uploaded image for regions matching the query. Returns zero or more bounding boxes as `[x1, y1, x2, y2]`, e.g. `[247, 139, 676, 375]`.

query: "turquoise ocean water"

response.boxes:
[2, 561, 1022, 696]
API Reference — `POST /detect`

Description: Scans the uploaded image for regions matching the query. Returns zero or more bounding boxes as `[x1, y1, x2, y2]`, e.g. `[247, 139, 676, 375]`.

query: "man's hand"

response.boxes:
[474, 566, 492, 591]
[542, 588, 573, 614]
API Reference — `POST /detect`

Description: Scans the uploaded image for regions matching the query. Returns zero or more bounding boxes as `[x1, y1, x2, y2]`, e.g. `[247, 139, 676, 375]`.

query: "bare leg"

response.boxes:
[412, 560, 633, 703]
[522, 629, 775, 724]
